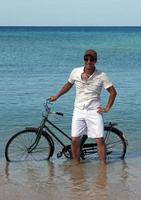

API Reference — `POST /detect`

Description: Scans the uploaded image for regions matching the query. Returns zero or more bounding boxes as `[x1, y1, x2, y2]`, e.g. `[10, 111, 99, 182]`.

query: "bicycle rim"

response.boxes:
[80, 127, 127, 161]
[104, 126, 127, 160]
[5, 130, 52, 162]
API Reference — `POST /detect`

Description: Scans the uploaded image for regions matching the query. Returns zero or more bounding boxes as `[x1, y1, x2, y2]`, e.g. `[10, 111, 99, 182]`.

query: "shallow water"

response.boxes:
[1, 156, 141, 200]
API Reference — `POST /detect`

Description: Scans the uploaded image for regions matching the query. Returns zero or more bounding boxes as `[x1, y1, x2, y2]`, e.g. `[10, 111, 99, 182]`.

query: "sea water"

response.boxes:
[0, 26, 141, 159]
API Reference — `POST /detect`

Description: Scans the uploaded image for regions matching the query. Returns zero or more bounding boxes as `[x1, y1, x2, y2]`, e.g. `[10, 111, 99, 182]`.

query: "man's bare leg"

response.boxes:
[71, 137, 80, 164]
[95, 137, 106, 164]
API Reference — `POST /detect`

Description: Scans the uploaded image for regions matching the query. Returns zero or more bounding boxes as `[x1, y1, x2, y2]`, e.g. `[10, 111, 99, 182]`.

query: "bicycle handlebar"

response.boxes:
[44, 99, 64, 116]
[55, 112, 64, 116]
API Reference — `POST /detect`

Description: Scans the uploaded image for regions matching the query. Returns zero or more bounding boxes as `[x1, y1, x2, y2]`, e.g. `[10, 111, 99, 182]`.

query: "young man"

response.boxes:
[49, 49, 117, 164]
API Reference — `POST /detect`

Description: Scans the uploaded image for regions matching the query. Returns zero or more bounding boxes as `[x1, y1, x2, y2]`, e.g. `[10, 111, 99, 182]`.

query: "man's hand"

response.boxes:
[97, 86, 117, 114]
[49, 96, 58, 102]
[97, 107, 109, 114]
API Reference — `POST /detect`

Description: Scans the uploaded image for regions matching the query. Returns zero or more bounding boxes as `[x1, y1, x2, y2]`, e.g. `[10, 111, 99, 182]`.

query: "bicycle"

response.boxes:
[5, 100, 128, 162]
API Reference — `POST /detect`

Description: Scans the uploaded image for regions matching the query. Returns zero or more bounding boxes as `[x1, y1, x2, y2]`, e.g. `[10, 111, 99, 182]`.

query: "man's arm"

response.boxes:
[97, 86, 117, 113]
[49, 82, 73, 101]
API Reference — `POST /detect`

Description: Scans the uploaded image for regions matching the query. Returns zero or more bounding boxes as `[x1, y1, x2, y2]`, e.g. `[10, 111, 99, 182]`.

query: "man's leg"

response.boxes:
[71, 108, 86, 164]
[95, 137, 106, 164]
[71, 137, 80, 164]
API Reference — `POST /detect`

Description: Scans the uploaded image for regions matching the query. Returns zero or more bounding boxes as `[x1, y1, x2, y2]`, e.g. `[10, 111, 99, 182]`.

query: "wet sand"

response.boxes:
[0, 156, 141, 200]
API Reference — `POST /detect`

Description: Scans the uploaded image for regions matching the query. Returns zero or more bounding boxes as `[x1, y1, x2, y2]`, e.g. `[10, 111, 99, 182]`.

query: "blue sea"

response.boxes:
[0, 26, 141, 160]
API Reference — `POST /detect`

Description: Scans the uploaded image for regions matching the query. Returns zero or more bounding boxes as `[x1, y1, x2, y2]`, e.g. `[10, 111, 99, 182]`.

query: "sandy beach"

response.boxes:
[0, 155, 141, 200]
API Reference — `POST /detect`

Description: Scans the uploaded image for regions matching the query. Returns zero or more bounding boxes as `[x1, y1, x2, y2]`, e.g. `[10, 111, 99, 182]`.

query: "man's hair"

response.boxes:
[84, 49, 97, 61]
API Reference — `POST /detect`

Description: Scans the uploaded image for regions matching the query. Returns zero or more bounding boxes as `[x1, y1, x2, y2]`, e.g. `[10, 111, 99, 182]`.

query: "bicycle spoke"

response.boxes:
[80, 126, 126, 160]
[104, 128, 126, 159]
[5, 130, 52, 162]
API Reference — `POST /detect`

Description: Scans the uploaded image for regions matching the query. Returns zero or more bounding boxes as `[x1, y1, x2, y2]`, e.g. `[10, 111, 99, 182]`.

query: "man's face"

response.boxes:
[84, 55, 96, 69]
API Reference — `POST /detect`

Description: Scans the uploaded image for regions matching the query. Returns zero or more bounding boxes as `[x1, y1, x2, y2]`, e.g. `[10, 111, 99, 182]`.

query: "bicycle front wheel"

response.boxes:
[5, 129, 53, 162]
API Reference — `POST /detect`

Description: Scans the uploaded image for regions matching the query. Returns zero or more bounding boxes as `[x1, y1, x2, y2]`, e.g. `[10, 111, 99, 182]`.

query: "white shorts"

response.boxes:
[71, 108, 104, 138]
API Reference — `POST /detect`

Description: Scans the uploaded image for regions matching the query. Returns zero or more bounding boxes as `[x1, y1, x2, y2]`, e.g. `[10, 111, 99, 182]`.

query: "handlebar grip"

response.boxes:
[56, 112, 64, 116]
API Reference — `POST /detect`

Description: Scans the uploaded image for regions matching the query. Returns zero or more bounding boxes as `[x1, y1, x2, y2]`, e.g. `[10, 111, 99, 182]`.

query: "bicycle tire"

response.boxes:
[80, 126, 127, 160]
[5, 129, 54, 162]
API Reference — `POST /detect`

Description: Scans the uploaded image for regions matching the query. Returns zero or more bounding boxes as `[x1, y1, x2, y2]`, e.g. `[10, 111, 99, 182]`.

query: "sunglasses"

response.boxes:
[84, 57, 96, 62]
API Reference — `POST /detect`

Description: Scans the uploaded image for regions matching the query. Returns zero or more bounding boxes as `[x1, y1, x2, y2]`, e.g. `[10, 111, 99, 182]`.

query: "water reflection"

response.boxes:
[120, 160, 129, 183]
[4, 159, 131, 200]
[95, 164, 107, 188]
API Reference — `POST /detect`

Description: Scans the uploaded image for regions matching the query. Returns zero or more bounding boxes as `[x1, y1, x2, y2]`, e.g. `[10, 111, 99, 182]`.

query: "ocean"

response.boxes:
[0, 26, 141, 160]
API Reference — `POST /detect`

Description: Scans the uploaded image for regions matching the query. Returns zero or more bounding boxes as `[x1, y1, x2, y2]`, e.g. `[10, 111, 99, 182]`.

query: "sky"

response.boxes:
[0, 0, 141, 26]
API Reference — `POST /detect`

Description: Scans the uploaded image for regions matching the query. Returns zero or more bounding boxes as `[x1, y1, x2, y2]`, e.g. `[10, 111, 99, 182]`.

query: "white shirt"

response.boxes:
[68, 66, 113, 110]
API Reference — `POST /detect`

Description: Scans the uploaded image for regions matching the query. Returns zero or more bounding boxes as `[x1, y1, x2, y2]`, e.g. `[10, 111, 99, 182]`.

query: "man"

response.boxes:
[49, 49, 117, 164]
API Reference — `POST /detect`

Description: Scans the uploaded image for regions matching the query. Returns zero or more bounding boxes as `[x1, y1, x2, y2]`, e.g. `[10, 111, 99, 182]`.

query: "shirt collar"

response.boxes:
[82, 66, 97, 78]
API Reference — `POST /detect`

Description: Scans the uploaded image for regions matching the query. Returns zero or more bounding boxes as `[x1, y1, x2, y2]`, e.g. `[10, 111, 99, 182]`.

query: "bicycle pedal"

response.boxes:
[57, 152, 62, 158]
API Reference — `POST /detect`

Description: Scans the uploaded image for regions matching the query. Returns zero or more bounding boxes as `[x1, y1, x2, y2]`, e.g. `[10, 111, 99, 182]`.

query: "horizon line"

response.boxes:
[0, 25, 141, 28]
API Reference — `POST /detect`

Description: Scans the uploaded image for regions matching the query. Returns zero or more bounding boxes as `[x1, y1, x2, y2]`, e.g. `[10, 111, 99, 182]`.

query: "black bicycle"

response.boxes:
[5, 100, 128, 162]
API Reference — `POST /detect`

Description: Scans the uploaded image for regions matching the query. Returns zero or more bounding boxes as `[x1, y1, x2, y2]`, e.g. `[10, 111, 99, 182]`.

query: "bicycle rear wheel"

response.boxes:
[104, 126, 127, 160]
[5, 129, 53, 162]
[80, 126, 127, 160]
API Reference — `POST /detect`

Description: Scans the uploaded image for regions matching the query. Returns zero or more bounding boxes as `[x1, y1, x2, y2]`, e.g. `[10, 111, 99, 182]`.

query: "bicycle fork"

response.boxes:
[28, 118, 46, 153]
[28, 129, 42, 153]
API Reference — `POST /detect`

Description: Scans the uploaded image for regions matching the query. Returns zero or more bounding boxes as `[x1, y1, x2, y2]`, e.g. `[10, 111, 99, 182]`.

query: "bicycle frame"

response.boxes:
[44, 119, 72, 147]
[28, 101, 120, 153]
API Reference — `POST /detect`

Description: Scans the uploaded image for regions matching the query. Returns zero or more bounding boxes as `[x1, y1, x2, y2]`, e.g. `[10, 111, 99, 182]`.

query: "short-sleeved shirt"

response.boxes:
[68, 66, 113, 110]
